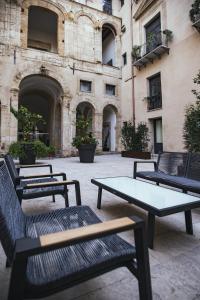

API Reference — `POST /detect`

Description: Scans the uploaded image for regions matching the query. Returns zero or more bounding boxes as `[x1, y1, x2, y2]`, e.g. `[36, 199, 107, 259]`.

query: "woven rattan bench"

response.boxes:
[134, 152, 200, 194]
[5, 154, 74, 207]
[0, 161, 152, 300]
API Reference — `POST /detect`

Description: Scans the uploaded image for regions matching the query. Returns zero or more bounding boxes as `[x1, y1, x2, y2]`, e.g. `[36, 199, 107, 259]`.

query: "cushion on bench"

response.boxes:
[25, 205, 135, 297]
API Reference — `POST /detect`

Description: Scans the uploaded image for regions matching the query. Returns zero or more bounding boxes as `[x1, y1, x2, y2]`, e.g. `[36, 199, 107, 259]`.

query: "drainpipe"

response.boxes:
[130, 0, 135, 124]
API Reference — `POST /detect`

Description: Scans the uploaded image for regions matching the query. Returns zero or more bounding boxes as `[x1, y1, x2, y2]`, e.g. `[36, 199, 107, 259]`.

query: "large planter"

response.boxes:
[19, 143, 36, 164]
[121, 151, 151, 159]
[78, 144, 96, 163]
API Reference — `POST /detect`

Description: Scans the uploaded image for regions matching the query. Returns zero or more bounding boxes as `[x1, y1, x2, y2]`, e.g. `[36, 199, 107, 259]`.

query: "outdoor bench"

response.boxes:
[0, 161, 152, 300]
[134, 152, 200, 194]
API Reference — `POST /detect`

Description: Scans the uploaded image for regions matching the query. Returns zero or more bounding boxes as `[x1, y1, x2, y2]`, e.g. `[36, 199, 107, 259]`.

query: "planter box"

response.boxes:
[78, 144, 96, 163]
[121, 151, 151, 159]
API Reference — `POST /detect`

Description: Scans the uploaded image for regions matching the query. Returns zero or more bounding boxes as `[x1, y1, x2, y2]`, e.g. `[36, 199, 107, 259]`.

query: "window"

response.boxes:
[148, 73, 162, 110]
[103, 0, 112, 15]
[145, 14, 161, 53]
[80, 80, 92, 93]
[122, 52, 127, 65]
[120, 0, 124, 7]
[106, 84, 116, 96]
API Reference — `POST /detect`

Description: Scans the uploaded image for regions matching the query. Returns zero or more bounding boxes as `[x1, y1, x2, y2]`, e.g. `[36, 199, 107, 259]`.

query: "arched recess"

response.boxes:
[21, 0, 65, 55]
[27, 6, 58, 53]
[102, 23, 116, 66]
[102, 104, 117, 152]
[18, 75, 64, 152]
[76, 102, 95, 135]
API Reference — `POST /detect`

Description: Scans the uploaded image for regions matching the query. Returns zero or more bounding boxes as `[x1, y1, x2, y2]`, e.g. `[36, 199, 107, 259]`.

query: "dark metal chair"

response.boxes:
[5, 154, 71, 207]
[0, 161, 152, 300]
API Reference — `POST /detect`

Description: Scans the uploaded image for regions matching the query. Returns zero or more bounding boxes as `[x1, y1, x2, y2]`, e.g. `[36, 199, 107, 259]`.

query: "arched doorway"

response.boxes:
[76, 102, 95, 133]
[102, 105, 117, 152]
[102, 23, 116, 66]
[18, 75, 63, 152]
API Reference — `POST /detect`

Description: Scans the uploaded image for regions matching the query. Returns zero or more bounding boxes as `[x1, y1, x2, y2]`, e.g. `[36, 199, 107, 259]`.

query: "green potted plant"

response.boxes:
[121, 121, 150, 159]
[183, 70, 200, 152]
[132, 45, 141, 61]
[189, 0, 200, 23]
[9, 105, 53, 164]
[72, 114, 98, 163]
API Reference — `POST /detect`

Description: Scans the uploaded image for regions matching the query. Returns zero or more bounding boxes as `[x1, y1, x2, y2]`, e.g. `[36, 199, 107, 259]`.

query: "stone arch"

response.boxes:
[102, 104, 119, 152]
[21, 0, 65, 55]
[18, 74, 65, 152]
[100, 20, 120, 36]
[76, 101, 95, 133]
[74, 10, 97, 25]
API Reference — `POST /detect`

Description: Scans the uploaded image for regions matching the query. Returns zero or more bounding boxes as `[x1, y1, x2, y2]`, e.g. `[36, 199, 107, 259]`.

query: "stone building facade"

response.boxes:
[0, 0, 133, 156]
[0, 0, 199, 156]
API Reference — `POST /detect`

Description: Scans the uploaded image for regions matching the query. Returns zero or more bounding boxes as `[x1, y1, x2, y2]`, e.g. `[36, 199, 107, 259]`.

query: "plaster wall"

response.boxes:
[132, 0, 200, 152]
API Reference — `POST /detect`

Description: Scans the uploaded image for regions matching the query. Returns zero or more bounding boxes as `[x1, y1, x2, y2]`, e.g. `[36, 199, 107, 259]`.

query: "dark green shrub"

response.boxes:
[121, 121, 149, 152]
[72, 114, 97, 148]
[189, 0, 200, 23]
[183, 70, 200, 152]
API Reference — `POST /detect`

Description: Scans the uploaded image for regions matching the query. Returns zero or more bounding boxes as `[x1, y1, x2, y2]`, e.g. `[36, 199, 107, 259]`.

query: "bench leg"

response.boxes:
[185, 210, 193, 235]
[97, 187, 102, 209]
[147, 213, 155, 249]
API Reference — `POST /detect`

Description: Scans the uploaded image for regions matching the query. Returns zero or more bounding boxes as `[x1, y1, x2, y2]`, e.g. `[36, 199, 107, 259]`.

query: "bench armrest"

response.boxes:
[16, 164, 53, 174]
[24, 180, 75, 189]
[22, 180, 81, 206]
[14, 216, 143, 257]
[19, 172, 66, 180]
[133, 161, 157, 178]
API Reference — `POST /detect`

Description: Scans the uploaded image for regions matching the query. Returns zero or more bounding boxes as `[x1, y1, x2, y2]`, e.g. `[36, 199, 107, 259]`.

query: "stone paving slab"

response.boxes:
[1, 154, 200, 300]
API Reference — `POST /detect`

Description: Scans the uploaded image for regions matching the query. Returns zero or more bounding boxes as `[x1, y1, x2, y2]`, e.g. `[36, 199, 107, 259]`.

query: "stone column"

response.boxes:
[94, 112, 103, 152]
[9, 88, 19, 144]
[61, 93, 72, 156]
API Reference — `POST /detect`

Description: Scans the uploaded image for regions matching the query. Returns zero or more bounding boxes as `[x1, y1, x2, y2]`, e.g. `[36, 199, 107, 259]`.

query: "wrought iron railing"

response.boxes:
[147, 95, 162, 111]
[132, 30, 172, 61]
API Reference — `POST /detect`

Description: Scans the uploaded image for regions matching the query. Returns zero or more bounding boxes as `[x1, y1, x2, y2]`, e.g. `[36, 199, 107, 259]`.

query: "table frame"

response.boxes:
[91, 177, 200, 249]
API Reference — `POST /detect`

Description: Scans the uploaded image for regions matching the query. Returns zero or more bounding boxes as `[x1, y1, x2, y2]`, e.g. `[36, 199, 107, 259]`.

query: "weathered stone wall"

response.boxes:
[0, 0, 124, 156]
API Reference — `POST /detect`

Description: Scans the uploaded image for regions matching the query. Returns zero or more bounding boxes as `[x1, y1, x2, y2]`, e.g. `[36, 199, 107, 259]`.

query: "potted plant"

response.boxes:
[132, 45, 141, 62]
[121, 121, 150, 159]
[9, 105, 53, 164]
[72, 115, 98, 163]
[189, 0, 200, 23]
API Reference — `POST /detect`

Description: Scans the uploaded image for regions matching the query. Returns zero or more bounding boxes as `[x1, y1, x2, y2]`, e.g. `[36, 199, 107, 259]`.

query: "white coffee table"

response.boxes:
[91, 176, 200, 249]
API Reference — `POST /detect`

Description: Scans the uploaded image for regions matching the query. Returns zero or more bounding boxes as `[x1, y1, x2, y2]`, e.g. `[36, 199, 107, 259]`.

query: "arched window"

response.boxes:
[28, 6, 58, 53]
[102, 24, 116, 66]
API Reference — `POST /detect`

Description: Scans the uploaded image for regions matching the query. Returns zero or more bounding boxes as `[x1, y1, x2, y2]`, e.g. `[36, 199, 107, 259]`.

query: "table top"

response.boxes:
[92, 177, 200, 215]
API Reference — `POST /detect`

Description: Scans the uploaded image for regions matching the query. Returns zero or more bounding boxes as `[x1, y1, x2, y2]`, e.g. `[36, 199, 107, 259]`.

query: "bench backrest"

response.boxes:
[0, 161, 25, 264]
[4, 154, 19, 186]
[187, 153, 200, 181]
[157, 152, 188, 176]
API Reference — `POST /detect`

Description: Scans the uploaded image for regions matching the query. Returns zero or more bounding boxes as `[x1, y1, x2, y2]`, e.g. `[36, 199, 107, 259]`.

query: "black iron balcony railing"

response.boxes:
[147, 95, 162, 111]
[132, 30, 172, 69]
[103, 3, 112, 15]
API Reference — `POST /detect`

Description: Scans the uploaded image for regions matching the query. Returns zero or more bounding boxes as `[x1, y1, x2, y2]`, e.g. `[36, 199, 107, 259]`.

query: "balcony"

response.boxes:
[146, 95, 162, 111]
[132, 30, 172, 70]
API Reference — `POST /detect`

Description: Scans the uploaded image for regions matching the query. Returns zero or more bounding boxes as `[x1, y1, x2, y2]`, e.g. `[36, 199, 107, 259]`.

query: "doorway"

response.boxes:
[153, 118, 163, 154]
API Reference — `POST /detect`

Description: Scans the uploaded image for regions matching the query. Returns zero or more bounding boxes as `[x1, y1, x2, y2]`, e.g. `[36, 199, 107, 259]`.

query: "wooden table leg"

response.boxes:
[97, 187, 102, 209]
[185, 210, 193, 235]
[147, 213, 155, 249]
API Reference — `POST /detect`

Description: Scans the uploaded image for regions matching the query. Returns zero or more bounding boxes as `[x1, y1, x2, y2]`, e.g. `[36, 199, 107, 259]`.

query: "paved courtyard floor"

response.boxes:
[1, 154, 200, 300]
